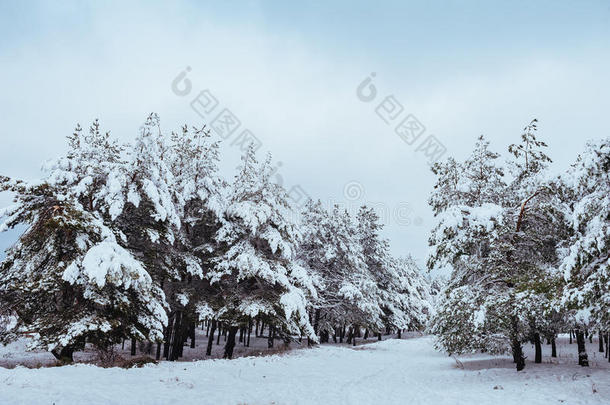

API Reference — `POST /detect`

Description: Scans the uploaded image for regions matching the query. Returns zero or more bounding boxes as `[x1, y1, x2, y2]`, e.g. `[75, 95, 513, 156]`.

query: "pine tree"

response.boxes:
[560, 138, 610, 346]
[0, 120, 168, 363]
[210, 146, 315, 358]
[164, 123, 226, 360]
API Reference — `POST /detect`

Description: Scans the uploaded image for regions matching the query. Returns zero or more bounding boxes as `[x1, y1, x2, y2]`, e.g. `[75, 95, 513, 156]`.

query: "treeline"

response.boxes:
[0, 114, 432, 363]
[428, 119, 610, 371]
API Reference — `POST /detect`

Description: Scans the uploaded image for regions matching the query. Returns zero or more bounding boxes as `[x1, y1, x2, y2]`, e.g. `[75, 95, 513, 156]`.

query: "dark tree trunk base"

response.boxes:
[512, 339, 525, 371]
[223, 326, 239, 359]
[206, 320, 217, 356]
[51, 346, 75, 364]
[534, 333, 542, 364]
[576, 329, 589, 367]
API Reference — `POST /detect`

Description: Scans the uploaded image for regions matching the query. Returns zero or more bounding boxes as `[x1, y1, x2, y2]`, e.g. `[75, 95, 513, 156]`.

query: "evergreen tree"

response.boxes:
[210, 146, 315, 358]
[560, 138, 610, 343]
[0, 120, 168, 363]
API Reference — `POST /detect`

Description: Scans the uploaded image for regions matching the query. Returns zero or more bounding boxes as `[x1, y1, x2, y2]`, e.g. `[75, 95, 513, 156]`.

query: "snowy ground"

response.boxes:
[1, 334, 609, 404]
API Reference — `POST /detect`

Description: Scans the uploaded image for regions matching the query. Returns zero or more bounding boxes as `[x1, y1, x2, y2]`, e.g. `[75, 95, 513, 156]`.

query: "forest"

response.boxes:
[0, 115, 608, 375]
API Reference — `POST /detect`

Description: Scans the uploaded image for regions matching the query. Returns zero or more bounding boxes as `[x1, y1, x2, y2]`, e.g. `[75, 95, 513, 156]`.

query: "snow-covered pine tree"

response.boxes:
[112, 114, 188, 360]
[164, 123, 226, 359]
[502, 119, 567, 366]
[428, 135, 524, 367]
[0, 120, 167, 363]
[356, 207, 432, 336]
[391, 256, 433, 331]
[560, 138, 610, 366]
[430, 125, 568, 371]
[210, 145, 316, 358]
[300, 201, 383, 344]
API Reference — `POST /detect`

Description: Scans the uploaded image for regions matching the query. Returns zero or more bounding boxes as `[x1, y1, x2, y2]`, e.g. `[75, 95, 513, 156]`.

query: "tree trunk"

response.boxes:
[246, 321, 251, 347]
[397, 329, 402, 339]
[377, 333, 382, 341]
[599, 331, 605, 352]
[216, 322, 222, 345]
[130, 338, 137, 356]
[347, 327, 353, 345]
[511, 316, 525, 371]
[223, 326, 239, 359]
[268, 326, 275, 348]
[313, 309, 320, 336]
[534, 333, 542, 363]
[569, 330, 573, 344]
[163, 326, 170, 359]
[364, 329, 369, 340]
[576, 329, 589, 367]
[206, 320, 217, 356]
[511, 338, 525, 371]
[168, 311, 183, 361]
[51, 346, 75, 364]
[551, 338, 557, 358]
[190, 323, 196, 349]
[156, 342, 161, 360]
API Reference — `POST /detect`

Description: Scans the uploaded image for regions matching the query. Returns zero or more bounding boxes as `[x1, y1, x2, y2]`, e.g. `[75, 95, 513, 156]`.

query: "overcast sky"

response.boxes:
[1, 0, 609, 265]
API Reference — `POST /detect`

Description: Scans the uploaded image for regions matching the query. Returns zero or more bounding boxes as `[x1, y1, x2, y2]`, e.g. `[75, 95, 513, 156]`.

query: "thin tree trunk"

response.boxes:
[511, 338, 525, 371]
[206, 320, 217, 356]
[364, 329, 369, 340]
[377, 333, 382, 341]
[216, 322, 222, 345]
[130, 338, 137, 356]
[247, 320, 251, 347]
[223, 326, 239, 359]
[397, 329, 402, 339]
[534, 332, 542, 363]
[511, 316, 525, 371]
[268, 326, 274, 348]
[569, 330, 573, 344]
[163, 325, 170, 359]
[576, 329, 589, 367]
[156, 342, 161, 360]
[599, 331, 605, 352]
[551, 338, 557, 358]
[313, 309, 320, 336]
[190, 323, 196, 349]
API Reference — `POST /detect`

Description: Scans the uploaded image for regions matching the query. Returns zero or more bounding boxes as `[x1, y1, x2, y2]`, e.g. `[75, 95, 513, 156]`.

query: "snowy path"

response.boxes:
[1, 336, 609, 405]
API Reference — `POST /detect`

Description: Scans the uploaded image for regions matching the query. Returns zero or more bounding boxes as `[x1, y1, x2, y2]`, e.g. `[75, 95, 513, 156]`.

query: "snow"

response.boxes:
[1, 335, 609, 404]
[77, 241, 151, 289]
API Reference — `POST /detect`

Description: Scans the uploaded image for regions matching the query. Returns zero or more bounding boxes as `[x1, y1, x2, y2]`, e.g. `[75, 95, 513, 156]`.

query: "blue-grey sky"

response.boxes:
[1, 0, 610, 266]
